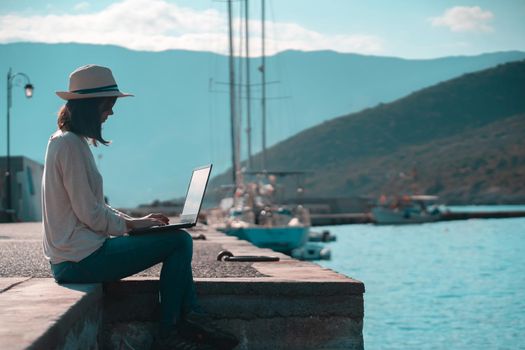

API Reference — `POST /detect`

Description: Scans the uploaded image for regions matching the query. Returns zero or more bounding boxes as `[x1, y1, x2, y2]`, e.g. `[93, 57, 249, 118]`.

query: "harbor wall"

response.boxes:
[103, 279, 364, 350]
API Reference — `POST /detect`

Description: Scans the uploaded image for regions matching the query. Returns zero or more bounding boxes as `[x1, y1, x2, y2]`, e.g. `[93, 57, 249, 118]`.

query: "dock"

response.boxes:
[0, 221, 364, 349]
[311, 210, 525, 226]
[311, 213, 372, 226]
[439, 210, 525, 221]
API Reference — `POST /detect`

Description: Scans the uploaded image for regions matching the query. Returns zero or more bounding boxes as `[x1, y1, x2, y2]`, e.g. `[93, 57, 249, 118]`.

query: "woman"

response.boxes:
[42, 64, 238, 350]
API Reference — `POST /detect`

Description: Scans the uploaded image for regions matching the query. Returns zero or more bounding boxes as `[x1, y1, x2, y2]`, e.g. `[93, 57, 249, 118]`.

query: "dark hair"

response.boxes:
[57, 97, 116, 146]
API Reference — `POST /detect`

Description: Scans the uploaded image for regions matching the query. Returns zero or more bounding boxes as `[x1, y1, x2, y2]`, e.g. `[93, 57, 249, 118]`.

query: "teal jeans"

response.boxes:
[50, 230, 198, 328]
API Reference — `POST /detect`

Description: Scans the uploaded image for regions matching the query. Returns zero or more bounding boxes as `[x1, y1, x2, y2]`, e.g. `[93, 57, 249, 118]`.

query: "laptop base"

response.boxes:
[129, 222, 195, 235]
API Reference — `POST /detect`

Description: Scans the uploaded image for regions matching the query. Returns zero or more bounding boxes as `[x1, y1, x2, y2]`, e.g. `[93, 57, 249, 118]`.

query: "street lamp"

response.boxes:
[4, 68, 34, 222]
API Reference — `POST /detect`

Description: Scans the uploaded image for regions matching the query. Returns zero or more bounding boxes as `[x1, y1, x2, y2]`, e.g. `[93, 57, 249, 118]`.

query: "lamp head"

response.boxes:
[24, 84, 34, 98]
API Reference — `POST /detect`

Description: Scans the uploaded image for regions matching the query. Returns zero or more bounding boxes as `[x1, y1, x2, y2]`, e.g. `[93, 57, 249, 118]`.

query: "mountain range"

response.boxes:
[210, 60, 525, 205]
[1, 43, 524, 207]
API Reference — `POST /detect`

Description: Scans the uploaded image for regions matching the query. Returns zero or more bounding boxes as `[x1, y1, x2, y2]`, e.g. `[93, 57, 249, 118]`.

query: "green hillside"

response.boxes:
[211, 60, 525, 204]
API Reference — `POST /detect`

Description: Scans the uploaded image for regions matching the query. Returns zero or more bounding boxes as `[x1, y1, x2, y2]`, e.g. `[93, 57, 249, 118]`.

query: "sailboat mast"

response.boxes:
[245, 0, 253, 169]
[260, 0, 267, 170]
[227, 0, 238, 188]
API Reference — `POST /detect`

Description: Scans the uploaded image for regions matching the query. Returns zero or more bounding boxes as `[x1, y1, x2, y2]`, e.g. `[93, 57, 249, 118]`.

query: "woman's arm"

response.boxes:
[105, 205, 170, 230]
[105, 204, 134, 220]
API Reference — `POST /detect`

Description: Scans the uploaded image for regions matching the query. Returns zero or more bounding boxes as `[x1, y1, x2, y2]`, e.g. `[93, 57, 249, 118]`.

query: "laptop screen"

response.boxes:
[180, 165, 212, 223]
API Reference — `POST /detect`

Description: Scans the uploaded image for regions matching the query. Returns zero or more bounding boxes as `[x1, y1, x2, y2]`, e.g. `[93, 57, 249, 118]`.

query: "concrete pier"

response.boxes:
[0, 222, 364, 349]
[310, 210, 525, 226]
[311, 213, 372, 226]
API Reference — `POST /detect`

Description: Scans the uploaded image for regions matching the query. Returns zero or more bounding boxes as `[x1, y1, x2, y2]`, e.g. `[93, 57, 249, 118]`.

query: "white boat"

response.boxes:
[209, 183, 311, 253]
[308, 229, 337, 242]
[371, 195, 444, 225]
[291, 243, 331, 261]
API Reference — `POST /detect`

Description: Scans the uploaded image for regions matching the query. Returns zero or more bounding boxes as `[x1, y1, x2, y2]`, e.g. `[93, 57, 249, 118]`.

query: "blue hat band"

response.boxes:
[72, 84, 120, 94]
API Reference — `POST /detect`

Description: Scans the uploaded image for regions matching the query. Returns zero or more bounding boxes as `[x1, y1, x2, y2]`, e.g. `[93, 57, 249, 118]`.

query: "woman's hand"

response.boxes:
[144, 213, 170, 225]
[125, 213, 170, 231]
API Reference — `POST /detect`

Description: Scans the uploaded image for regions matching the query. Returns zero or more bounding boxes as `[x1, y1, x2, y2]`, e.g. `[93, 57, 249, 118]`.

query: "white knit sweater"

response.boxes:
[42, 130, 127, 264]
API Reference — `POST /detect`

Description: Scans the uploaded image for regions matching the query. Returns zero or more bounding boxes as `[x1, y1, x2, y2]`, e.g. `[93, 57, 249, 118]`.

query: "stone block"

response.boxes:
[0, 278, 102, 350]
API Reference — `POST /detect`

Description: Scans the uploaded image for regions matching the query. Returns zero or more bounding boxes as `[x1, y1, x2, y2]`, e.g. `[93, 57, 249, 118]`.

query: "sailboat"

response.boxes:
[207, 0, 310, 254]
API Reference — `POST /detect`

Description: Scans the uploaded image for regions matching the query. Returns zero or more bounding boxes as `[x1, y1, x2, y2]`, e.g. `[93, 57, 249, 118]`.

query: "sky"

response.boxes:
[1, 0, 524, 58]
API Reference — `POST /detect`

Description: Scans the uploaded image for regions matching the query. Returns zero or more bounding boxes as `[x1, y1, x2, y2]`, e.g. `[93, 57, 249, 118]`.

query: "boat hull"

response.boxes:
[223, 226, 309, 253]
[371, 207, 441, 225]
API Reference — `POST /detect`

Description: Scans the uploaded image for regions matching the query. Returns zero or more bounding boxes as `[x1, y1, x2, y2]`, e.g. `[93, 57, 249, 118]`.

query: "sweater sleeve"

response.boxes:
[58, 138, 127, 236]
[106, 204, 133, 219]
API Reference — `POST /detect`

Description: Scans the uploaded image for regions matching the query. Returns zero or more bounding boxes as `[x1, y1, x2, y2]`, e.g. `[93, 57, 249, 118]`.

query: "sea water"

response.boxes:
[317, 211, 525, 350]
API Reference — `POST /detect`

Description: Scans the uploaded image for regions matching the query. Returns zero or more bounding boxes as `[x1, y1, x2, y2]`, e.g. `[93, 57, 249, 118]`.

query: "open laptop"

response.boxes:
[129, 164, 212, 235]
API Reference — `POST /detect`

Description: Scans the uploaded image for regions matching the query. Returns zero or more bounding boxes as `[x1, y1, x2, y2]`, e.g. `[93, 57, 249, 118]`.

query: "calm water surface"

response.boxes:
[317, 214, 525, 350]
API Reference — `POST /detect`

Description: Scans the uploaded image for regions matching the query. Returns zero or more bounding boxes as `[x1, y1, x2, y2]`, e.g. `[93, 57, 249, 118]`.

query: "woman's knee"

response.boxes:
[179, 230, 193, 251]
[165, 229, 193, 253]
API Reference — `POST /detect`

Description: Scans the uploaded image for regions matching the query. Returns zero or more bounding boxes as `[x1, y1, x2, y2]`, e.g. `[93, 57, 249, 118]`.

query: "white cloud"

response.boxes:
[0, 0, 383, 55]
[430, 6, 494, 33]
[265, 22, 383, 55]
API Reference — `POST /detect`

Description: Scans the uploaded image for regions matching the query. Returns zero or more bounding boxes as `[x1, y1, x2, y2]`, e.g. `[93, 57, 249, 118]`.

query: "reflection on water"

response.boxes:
[317, 214, 525, 350]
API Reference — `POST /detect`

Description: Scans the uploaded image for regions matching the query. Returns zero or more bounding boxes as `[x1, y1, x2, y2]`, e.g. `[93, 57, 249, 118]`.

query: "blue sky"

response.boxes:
[1, 0, 524, 58]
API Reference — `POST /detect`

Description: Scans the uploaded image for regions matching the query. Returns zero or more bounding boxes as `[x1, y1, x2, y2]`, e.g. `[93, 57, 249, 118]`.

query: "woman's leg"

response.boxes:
[51, 230, 198, 327]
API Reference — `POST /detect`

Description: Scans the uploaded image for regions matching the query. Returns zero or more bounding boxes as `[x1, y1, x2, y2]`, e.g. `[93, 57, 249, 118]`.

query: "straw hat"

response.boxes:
[56, 64, 133, 100]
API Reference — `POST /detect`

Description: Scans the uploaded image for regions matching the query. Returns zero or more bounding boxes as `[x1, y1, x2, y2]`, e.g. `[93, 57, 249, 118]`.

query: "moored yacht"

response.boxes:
[371, 195, 445, 225]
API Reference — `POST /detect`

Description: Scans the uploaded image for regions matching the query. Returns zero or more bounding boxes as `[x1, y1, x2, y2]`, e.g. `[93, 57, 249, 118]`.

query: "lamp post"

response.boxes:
[4, 68, 34, 222]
